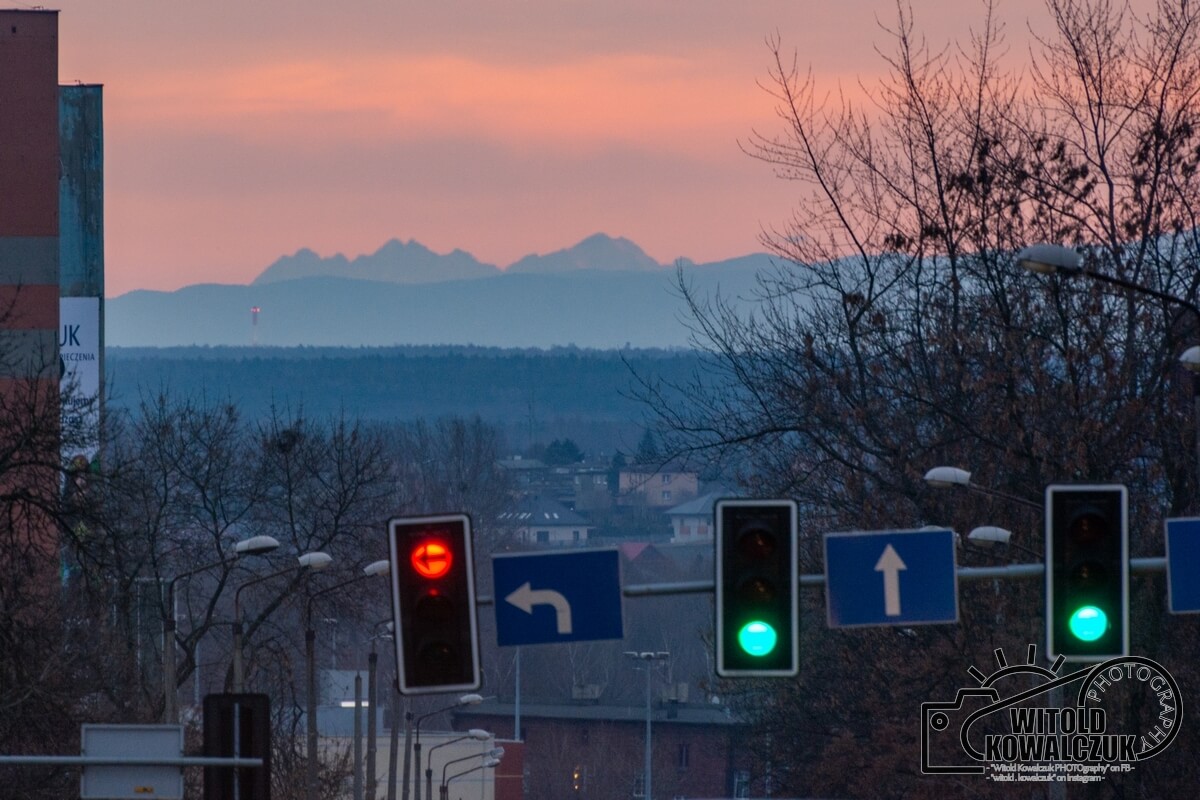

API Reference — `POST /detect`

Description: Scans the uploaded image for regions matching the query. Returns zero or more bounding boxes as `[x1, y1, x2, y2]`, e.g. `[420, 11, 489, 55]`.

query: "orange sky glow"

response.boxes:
[50, 0, 1158, 296]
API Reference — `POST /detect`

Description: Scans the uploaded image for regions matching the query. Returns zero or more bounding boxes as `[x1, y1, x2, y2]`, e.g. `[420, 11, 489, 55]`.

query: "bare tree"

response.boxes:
[0, 352, 105, 796]
[636, 0, 1200, 796]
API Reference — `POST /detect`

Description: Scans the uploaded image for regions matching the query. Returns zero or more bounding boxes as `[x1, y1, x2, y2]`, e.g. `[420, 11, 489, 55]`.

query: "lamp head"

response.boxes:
[968, 526, 1013, 546]
[924, 466, 971, 488]
[234, 535, 281, 556]
[458, 693, 483, 706]
[1016, 243, 1083, 275]
[467, 729, 491, 740]
[298, 552, 334, 570]
[363, 559, 391, 577]
[1181, 345, 1200, 374]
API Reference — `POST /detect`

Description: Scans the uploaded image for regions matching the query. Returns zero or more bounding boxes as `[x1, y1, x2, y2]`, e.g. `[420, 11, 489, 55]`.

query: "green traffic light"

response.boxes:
[1068, 605, 1108, 641]
[737, 620, 778, 656]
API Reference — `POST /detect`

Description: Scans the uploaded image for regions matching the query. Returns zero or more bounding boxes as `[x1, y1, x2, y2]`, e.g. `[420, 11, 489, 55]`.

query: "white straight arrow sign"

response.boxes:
[874, 544, 907, 616]
[504, 582, 574, 634]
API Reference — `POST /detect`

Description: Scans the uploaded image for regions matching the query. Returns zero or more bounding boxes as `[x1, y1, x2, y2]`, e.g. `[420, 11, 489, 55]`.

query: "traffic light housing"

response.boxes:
[389, 513, 481, 694]
[1046, 485, 1128, 661]
[715, 498, 798, 677]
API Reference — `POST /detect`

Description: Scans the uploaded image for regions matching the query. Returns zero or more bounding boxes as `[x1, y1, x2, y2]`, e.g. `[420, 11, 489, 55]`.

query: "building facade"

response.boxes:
[0, 10, 59, 386]
[455, 699, 747, 800]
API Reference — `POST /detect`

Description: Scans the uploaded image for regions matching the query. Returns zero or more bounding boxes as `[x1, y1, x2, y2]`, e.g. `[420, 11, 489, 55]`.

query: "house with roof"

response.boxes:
[497, 494, 593, 546]
[665, 490, 728, 543]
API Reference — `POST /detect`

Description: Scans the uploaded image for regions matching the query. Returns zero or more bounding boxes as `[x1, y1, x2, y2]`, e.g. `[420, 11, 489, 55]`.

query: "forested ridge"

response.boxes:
[106, 346, 702, 455]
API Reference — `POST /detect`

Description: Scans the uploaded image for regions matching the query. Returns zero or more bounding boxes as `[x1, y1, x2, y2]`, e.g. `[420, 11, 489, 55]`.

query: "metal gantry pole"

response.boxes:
[643, 662, 652, 800]
[367, 651, 379, 799]
[354, 673, 364, 800]
[306, 628, 318, 800]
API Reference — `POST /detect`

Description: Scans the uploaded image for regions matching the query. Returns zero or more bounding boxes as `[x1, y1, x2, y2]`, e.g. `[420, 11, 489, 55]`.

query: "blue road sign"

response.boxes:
[1166, 517, 1200, 613]
[824, 528, 958, 628]
[492, 549, 623, 646]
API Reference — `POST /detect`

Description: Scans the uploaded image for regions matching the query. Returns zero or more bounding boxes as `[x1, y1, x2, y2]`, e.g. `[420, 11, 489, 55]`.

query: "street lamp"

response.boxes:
[162, 534, 280, 723]
[1017, 244, 1200, 320]
[923, 466, 1042, 511]
[1018, 242, 1200, 507]
[304, 559, 390, 800]
[624, 651, 669, 800]
[441, 750, 503, 800]
[425, 731, 491, 800]
[408, 694, 484, 800]
[232, 550, 333, 693]
[967, 526, 1042, 560]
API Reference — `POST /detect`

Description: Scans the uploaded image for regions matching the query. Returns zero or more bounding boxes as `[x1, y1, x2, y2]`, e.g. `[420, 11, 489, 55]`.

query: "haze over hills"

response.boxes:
[108, 233, 778, 348]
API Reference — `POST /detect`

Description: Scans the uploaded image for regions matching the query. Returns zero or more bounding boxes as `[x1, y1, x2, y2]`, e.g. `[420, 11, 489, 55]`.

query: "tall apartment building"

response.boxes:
[0, 9, 59, 379]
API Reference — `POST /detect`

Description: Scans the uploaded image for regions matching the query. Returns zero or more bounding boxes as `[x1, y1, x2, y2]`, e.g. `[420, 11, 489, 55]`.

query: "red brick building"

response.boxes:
[0, 9, 64, 588]
[0, 9, 59, 382]
[455, 699, 748, 800]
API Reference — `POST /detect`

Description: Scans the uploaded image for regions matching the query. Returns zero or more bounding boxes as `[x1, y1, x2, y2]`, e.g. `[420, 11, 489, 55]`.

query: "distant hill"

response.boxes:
[107, 234, 779, 348]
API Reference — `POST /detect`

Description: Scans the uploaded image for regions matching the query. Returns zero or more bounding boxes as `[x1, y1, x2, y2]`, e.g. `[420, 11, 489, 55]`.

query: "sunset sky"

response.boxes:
[52, 0, 1102, 296]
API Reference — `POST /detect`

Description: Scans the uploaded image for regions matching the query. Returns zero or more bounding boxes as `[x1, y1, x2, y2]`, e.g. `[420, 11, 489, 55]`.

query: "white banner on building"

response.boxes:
[60, 296, 101, 464]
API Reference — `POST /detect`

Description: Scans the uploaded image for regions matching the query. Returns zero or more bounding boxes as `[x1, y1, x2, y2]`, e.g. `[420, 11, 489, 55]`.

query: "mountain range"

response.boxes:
[108, 233, 778, 348]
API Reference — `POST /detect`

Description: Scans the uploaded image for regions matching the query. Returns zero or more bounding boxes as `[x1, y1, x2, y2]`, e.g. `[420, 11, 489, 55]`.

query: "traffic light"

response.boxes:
[389, 513, 481, 694]
[1046, 485, 1128, 661]
[715, 498, 798, 677]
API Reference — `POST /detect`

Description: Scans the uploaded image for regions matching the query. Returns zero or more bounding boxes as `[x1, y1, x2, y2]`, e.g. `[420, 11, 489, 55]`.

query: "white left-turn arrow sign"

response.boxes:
[504, 582, 573, 634]
[874, 544, 907, 616]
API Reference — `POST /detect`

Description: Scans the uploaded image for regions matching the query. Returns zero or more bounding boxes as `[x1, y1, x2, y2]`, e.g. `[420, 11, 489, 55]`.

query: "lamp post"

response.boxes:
[409, 694, 483, 800]
[624, 651, 669, 800]
[1017, 243, 1200, 507]
[304, 559, 390, 800]
[923, 466, 1042, 512]
[925, 465, 1044, 562]
[443, 757, 500, 800]
[232, 550, 333, 693]
[424, 730, 490, 800]
[367, 620, 393, 800]
[440, 750, 503, 800]
[162, 534, 280, 723]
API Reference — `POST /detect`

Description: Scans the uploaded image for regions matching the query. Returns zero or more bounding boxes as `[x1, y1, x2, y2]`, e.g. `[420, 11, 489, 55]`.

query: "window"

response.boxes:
[662, 473, 673, 484]
[733, 770, 750, 798]
[537, 530, 550, 543]
[662, 490, 672, 502]
[677, 742, 690, 769]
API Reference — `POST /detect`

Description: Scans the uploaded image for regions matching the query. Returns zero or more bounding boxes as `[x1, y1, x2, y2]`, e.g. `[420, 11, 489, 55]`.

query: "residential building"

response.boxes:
[665, 491, 726, 543]
[497, 494, 592, 546]
[618, 465, 699, 508]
